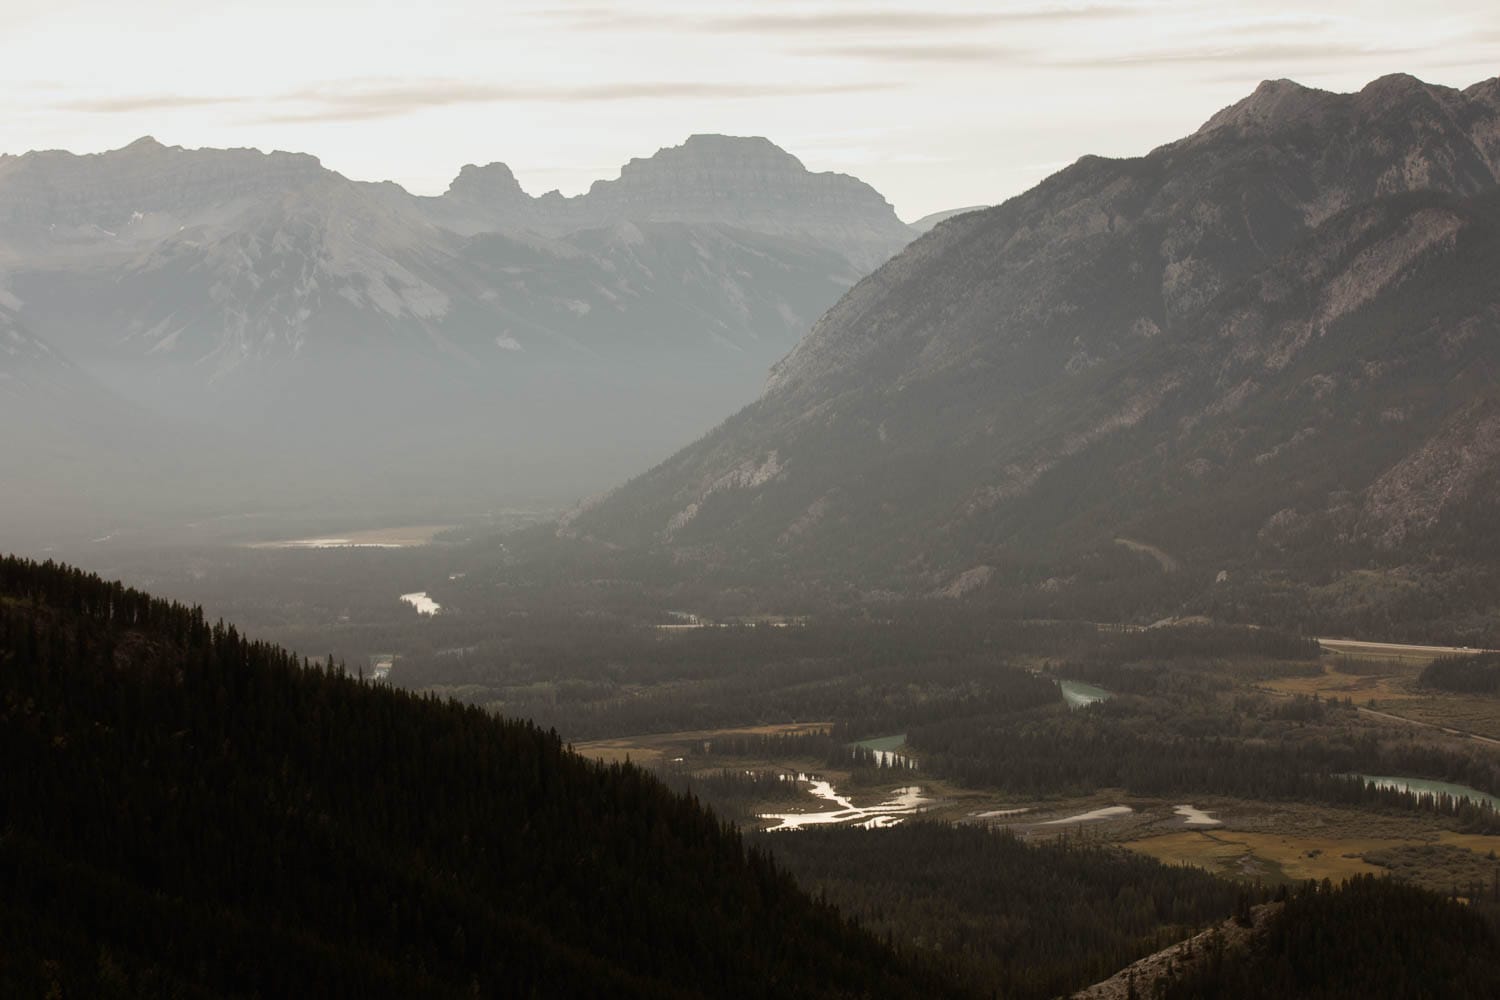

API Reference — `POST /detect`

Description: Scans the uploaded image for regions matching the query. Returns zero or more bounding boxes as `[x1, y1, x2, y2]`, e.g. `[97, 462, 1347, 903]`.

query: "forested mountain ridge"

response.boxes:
[562, 74, 1500, 637]
[1157, 876, 1500, 999]
[0, 555, 951, 998]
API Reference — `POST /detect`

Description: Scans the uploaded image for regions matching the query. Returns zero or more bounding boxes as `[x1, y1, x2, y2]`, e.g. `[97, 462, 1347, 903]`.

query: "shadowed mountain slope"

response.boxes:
[564, 75, 1500, 634]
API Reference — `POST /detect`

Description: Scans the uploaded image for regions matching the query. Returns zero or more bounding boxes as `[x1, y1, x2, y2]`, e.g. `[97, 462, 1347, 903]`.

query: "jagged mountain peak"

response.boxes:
[121, 135, 167, 152]
[612, 133, 810, 179]
[1360, 71, 1449, 99]
[444, 161, 527, 201]
[1194, 73, 1490, 144]
[0, 136, 330, 243]
[588, 131, 885, 211]
[1196, 78, 1334, 135]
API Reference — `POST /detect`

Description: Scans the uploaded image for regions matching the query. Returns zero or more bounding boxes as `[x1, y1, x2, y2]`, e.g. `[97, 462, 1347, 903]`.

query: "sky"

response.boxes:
[1, 1, 1496, 221]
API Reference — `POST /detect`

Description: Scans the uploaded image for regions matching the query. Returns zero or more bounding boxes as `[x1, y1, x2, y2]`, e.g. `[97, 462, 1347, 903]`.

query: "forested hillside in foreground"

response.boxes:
[1160, 876, 1500, 999]
[8, 554, 1500, 998]
[0, 556, 948, 999]
[763, 823, 1248, 1000]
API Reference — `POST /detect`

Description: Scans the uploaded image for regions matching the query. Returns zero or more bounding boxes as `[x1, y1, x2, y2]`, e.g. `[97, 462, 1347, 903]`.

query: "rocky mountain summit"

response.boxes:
[566, 74, 1500, 636]
[431, 135, 908, 272]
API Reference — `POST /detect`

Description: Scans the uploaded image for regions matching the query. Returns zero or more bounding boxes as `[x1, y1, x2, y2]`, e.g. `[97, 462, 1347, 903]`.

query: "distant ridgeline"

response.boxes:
[0, 555, 948, 998]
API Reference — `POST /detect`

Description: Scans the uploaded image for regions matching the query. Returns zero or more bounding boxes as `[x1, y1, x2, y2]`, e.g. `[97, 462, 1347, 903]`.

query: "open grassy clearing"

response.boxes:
[1124, 818, 1500, 887]
[1124, 830, 1392, 884]
[1260, 654, 1424, 704]
[246, 523, 454, 549]
[572, 721, 833, 766]
[568, 709, 1500, 896]
[1255, 648, 1500, 742]
[1373, 697, 1500, 741]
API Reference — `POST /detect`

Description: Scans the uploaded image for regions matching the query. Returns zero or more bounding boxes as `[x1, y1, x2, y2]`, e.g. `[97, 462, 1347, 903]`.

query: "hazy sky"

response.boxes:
[1, 1, 1496, 219]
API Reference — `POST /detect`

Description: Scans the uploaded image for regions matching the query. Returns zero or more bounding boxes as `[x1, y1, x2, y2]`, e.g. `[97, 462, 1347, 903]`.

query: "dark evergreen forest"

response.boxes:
[762, 823, 1251, 1000]
[1159, 876, 1500, 1000]
[7, 554, 1500, 998]
[1421, 652, 1500, 694]
[0, 556, 951, 998]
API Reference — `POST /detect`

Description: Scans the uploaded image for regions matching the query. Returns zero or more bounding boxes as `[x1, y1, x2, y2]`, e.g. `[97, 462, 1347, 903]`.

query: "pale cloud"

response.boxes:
[1060, 41, 1425, 68]
[59, 94, 258, 113]
[57, 79, 898, 126]
[800, 43, 1017, 64]
[1, 0, 1496, 219]
[710, 6, 1139, 33]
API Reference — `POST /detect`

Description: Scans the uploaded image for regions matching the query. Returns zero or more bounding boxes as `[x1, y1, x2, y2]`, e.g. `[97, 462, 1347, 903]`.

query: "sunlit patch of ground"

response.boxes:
[246, 524, 453, 549]
[1260, 656, 1422, 704]
[1373, 697, 1500, 741]
[572, 722, 834, 767]
[1124, 825, 1500, 886]
[1123, 830, 1393, 883]
[575, 723, 1500, 893]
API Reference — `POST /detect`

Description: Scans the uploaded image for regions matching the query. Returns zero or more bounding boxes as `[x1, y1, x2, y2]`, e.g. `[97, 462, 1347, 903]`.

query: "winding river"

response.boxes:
[760, 778, 930, 831]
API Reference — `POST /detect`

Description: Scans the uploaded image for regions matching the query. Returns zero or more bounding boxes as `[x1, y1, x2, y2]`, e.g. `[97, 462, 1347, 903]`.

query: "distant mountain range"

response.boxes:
[906, 205, 989, 235]
[0, 134, 922, 539]
[565, 74, 1500, 636]
[0, 134, 911, 376]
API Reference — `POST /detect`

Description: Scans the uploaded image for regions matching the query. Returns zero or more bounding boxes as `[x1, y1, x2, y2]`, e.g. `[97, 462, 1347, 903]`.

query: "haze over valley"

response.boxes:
[6, 5, 1500, 994]
[0, 132, 916, 545]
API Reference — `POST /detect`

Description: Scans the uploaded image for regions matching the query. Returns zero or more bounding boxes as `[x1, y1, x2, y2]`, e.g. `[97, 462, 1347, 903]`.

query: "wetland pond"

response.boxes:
[849, 734, 915, 768]
[1058, 679, 1112, 709]
[1353, 775, 1500, 810]
[400, 592, 442, 616]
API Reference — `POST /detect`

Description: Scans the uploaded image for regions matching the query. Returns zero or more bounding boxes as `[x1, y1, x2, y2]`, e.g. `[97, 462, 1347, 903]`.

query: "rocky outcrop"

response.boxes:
[574, 135, 907, 271]
[425, 134, 911, 272]
[1073, 904, 1282, 1000]
[0, 137, 326, 250]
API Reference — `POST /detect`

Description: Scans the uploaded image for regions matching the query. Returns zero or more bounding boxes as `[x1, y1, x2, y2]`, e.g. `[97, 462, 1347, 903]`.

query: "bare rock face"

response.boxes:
[0, 137, 326, 251]
[1364, 399, 1500, 546]
[575, 135, 908, 271]
[568, 74, 1500, 594]
[444, 161, 528, 203]
[425, 134, 911, 272]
